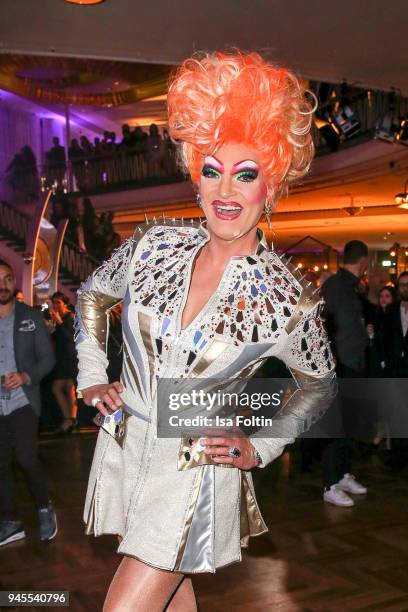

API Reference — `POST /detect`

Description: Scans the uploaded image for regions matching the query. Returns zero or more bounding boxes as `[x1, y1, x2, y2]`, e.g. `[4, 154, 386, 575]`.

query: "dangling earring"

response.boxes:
[264, 201, 272, 231]
[196, 193, 202, 208]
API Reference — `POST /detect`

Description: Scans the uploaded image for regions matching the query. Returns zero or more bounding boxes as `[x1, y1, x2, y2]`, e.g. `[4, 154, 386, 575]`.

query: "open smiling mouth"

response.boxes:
[212, 200, 243, 220]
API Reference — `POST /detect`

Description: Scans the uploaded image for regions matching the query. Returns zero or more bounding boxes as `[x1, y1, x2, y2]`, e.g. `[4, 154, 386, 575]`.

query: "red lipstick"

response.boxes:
[211, 200, 243, 221]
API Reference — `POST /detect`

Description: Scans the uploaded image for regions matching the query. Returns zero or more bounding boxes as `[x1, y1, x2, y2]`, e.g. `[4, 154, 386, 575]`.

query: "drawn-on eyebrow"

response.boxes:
[231, 160, 260, 175]
[203, 156, 224, 173]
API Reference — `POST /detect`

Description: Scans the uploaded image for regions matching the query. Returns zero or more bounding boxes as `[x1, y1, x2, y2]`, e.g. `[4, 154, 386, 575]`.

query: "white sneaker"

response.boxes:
[337, 473, 367, 495]
[323, 485, 354, 507]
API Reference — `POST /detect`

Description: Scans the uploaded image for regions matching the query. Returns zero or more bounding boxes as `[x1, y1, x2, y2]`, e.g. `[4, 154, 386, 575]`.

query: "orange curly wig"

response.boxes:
[167, 51, 315, 201]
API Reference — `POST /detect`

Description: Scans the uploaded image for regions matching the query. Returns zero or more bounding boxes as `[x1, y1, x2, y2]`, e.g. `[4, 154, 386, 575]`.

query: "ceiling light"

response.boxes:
[64, 0, 105, 5]
[395, 119, 408, 145]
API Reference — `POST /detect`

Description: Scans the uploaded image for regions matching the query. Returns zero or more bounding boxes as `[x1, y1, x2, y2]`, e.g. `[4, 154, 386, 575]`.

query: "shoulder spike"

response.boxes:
[144, 213, 149, 223]
[181, 216, 184, 225]
[172, 217, 176, 224]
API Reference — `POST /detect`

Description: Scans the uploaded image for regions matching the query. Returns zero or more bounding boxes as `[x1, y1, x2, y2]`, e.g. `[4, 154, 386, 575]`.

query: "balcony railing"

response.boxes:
[3, 87, 408, 204]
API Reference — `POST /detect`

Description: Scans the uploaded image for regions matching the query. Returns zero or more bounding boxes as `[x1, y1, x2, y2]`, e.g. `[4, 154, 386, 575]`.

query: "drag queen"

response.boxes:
[75, 51, 336, 611]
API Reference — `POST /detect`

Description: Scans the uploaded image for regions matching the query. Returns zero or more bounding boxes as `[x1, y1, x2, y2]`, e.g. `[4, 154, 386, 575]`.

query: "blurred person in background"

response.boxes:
[48, 137, 66, 185]
[367, 267, 390, 307]
[146, 123, 163, 177]
[0, 260, 56, 546]
[366, 285, 396, 373]
[49, 292, 78, 434]
[378, 285, 396, 314]
[81, 197, 99, 257]
[378, 272, 408, 468]
[321, 240, 369, 507]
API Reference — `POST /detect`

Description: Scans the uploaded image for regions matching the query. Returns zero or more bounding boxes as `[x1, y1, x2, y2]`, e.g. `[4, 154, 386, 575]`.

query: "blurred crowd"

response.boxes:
[5, 124, 180, 202]
[50, 195, 120, 261]
[67, 124, 179, 191]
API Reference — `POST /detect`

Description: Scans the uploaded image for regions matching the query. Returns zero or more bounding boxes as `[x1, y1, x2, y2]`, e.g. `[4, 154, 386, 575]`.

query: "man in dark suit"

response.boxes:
[380, 271, 408, 467]
[321, 241, 369, 506]
[0, 260, 57, 546]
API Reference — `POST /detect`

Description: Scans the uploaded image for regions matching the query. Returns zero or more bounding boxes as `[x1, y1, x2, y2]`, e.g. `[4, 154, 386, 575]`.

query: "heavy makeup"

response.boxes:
[199, 143, 268, 248]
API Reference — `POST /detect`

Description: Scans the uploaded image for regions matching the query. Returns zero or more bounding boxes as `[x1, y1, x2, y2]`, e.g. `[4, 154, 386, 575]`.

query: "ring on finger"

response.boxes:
[91, 397, 102, 408]
[228, 446, 241, 458]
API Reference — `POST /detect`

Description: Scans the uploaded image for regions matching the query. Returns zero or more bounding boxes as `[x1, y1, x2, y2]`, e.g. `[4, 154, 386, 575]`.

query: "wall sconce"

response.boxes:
[395, 178, 408, 208]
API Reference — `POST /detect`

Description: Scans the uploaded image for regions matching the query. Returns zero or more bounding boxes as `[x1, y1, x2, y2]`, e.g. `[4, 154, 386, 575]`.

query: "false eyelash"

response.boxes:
[202, 165, 221, 178]
[236, 169, 258, 182]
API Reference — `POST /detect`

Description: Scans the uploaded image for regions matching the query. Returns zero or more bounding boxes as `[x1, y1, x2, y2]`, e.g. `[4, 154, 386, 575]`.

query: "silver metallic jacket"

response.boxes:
[75, 219, 336, 573]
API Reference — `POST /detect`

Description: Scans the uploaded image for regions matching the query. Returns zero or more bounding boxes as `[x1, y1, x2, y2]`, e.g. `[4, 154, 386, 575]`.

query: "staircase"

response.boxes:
[59, 238, 100, 292]
[0, 199, 29, 254]
[0, 200, 100, 300]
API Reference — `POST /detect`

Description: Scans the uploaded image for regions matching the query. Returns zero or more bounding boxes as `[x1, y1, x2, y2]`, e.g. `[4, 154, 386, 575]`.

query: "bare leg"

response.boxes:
[165, 577, 197, 612]
[103, 556, 185, 612]
[52, 380, 71, 420]
[65, 380, 78, 419]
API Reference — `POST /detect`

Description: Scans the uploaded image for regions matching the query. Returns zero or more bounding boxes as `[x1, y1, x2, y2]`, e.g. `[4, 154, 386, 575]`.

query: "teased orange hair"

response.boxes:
[167, 51, 315, 201]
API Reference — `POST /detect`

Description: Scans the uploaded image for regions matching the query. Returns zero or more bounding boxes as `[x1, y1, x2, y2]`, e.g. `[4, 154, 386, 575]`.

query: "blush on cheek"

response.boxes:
[259, 183, 268, 199]
[248, 184, 267, 206]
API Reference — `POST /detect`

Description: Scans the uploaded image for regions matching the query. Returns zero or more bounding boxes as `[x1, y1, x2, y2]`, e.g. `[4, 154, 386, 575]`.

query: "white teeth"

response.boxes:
[215, 205, 241, 212]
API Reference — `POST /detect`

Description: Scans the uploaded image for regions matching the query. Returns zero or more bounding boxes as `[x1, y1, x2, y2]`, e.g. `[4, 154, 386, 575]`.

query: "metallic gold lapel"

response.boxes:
[190, 340, 230, 377]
